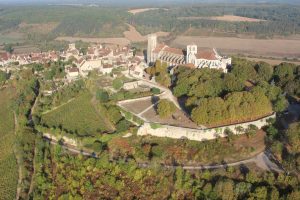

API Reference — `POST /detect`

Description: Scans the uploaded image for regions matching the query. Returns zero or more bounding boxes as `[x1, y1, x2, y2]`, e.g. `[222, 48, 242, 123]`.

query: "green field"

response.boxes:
[0, 88, 18, 200]
[41, 91, 111, 136]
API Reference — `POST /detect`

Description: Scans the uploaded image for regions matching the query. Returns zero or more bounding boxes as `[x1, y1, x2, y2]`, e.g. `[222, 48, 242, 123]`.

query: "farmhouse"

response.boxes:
[147, 34, 231, 72]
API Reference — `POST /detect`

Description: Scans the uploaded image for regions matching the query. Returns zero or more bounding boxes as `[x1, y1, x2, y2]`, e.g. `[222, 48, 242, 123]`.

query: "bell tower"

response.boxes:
[147, 34, 157, 65]
[186, 44, 197, 64]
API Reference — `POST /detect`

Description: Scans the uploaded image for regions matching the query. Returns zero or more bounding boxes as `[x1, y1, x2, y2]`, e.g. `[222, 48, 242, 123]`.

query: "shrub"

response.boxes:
[96, 89, 109, 103]
[150, 123, 162, 129]
[112, 78, 124, 90]
[116, 119, 131, 132]
[151, 87, 160, 95]
[157, 99, 176, 118]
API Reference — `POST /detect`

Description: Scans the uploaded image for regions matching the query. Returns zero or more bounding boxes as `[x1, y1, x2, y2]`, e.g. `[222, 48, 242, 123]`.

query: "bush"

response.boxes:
[151, 87, 161, 95]
[116, 119, 131, 132]
[112, 78, 124, 90]
[96, 89, 109, 103]
[157, 99, 176, 118]
[91, 140, 107, 152]
[107, 106, 123, 124]
[150, 123, 162, 129]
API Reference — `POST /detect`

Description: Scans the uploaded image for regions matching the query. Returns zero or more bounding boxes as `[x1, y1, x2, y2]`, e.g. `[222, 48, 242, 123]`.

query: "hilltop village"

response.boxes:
[0, 34, 232, 83]
[1, 4, 300, 200]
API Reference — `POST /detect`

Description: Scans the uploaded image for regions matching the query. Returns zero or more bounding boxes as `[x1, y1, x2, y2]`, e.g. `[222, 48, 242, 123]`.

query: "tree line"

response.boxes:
[173, 58, 292, 126]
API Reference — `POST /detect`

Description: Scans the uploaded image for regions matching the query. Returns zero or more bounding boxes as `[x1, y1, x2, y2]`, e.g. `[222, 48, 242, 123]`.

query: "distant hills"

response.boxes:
[1, 0, 299, 6]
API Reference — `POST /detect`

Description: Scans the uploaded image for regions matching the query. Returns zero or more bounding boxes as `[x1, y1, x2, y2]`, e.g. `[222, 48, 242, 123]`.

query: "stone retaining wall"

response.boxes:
[137, 113, 276, 142]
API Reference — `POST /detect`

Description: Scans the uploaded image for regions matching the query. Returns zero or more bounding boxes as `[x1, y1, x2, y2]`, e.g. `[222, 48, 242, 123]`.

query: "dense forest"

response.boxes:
[0, 4, 299, 43]
[171, 58, 295, 126]
[31, 141, 300, 199]
[131, 5, 300, 37]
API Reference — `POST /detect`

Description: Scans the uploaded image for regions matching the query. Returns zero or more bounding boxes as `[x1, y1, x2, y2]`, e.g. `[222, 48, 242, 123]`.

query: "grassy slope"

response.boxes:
[0, 87, 18, 200]
[41, 91, 110, 136]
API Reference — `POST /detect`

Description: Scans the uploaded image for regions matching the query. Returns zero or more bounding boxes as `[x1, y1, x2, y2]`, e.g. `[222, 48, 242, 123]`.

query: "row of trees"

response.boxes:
[173, 58, 293, 126]
[191, 90, 272, 126]
[273, 63, 300, 99]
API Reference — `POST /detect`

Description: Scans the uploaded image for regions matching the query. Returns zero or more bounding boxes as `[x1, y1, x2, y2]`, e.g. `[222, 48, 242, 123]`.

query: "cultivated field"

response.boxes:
[178, 15, 266, 22]
[124, 24, 169, 43]
[13, 45, 41, 54]
[18, 22, 58, 34]
[41, 92, 111, 136]
[171, 36, 300, 58]
[56, 24, 169, 45]
[128, 8, 160, 15]
[0, 87, 18, 200]
[56, 37, 131, 46]
[0, 32, 25, 44]
[244, 57, 300, 66]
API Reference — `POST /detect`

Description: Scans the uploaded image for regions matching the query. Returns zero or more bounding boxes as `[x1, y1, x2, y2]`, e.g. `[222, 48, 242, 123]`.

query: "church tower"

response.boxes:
[186, 44, 197, 64]
[147, 34, 157, 65]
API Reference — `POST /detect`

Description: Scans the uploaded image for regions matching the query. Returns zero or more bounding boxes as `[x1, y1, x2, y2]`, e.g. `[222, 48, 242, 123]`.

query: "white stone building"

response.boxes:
[66, 67, 80, 82]
[147, 34, 231, 72]
[79, 59, 102, 76]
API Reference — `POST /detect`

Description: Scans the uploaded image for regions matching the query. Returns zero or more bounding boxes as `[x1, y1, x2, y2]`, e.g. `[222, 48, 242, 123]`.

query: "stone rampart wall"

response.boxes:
[137, 113, 276, 142]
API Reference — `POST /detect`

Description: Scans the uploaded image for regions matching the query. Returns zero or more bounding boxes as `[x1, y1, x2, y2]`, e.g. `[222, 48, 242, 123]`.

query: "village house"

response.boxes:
[0, 52, 12, 66]
[79, 59, 102, 76]
[128, 57, 147, 78]
[102, 64, 114, 74]
[65, 66, 80, 82]
[62, 43, 81, 61]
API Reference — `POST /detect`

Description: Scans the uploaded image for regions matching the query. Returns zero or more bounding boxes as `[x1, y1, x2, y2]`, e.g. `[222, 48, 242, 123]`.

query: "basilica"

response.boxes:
[147, 34, 231, 73]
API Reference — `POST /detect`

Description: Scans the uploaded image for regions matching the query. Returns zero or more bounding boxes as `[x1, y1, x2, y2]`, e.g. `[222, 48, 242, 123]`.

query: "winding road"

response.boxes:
[43, 133, 284, 173]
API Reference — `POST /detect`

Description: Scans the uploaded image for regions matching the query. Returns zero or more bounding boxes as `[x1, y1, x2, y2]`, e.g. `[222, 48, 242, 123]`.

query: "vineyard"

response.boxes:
[0, 87, 18, 200]
[41, 92, 110, 136]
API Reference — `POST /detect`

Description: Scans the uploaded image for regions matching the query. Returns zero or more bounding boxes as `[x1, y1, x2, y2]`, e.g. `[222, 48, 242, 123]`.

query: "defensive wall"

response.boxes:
[137, 113, 276, 142]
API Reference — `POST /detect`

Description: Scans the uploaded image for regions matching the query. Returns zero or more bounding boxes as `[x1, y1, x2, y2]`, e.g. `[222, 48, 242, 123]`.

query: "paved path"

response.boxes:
[137, 101, 159, 117]
[139, 152, 283, 173]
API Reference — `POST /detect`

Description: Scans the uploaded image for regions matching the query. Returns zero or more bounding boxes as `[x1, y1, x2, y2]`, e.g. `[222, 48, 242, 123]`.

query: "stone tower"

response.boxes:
[147, 34, 157, 65]
[69, 43, 76, 50]
[186, 44, 197, 64]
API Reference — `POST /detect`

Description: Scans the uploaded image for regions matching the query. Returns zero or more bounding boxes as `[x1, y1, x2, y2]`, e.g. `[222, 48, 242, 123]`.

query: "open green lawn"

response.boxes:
[41, 91, 110, 136]
[0, 87, 18, 200]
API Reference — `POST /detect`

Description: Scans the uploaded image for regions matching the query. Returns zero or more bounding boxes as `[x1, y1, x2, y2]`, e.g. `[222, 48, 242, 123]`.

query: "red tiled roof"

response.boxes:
[153, 44, 166, 53]
[0, 52, 10, 60]
[163, 47, 184, 56]
[196, 51, 217, 60]
[69, 67, 79, 73]
[103, 64, 113, 68]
